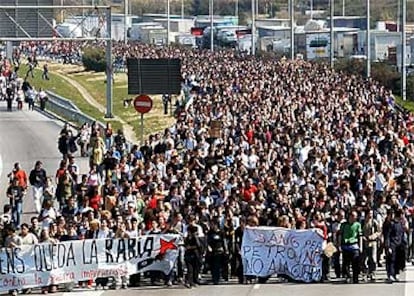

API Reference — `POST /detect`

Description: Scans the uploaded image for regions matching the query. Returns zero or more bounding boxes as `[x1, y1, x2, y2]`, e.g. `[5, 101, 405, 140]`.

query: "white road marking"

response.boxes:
[406, 266, 414, 296]
[63, 290, 104, 296]
[253, 284, 260, 290]
[0, 152, 3, 181]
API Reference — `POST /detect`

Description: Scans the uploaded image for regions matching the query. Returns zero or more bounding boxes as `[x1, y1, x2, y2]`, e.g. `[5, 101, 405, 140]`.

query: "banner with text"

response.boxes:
[0, 234, 181, 291]
[241, 227, 324, 282]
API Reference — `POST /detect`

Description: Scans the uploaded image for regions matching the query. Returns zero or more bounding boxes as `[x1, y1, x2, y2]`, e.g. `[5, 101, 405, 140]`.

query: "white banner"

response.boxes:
[0, 235, 181, 291]
[241, 227, 324, 282]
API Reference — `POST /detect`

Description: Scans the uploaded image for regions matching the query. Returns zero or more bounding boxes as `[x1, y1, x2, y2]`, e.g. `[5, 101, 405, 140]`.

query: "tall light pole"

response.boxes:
[235, 0, 239, 22]
[402, 0, 407, 101]
[252, 0, 256, 55]
[330, 0, 334, 68]
[397, 0, 400, 32]
[342, 0, 345, 16]
[290, 0, 294, 59]
[366, 0, 370, 78]
[167, 0, 171, 45]
[181, 0, 184, 19]
[124, 0, 128, 44]
[105, 6, 113, 119]
[61, 0, 64, 22]
[210, 0, 214, 51]
[310, 0, 313, 20]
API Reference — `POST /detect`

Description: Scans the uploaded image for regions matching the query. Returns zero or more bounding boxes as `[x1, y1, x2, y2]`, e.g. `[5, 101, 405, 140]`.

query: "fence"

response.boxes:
[43, 91, 105, 129]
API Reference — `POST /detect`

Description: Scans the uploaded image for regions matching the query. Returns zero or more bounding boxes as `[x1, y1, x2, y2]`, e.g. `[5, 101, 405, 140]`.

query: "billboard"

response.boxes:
[0, 0, 54, 38]
[306, 32, 330, 60]
[127, 58, 182, 95]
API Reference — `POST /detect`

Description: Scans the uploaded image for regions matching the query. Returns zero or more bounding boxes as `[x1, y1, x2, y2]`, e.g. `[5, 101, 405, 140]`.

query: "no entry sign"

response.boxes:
[134, 95, 153, 114]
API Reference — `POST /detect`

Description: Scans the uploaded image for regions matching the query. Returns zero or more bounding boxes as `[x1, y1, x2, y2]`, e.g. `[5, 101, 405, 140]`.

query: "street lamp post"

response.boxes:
[210, 0, 214, 51]
[402, 0, 407, 100]
[181, 0, 184, 19]
[330, 0, 334, 68]
[167, 0, 171, 45]
[251, 0, 256, 55]
[290, 0, 294, 60]
[366, 0, 370, 78]
[124, 0, 128, 44]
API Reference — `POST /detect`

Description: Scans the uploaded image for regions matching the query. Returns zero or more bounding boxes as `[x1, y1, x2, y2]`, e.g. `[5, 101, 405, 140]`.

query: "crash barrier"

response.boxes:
[43, 91, 105, 129]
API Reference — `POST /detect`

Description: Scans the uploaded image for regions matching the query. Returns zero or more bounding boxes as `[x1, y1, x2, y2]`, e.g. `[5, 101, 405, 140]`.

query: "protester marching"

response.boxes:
[1, 40, 414, 295]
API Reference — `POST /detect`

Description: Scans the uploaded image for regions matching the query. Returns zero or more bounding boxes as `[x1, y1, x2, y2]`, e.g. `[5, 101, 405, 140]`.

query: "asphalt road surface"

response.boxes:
[39, 266, 414, 296]
[0, 101, 89, 224]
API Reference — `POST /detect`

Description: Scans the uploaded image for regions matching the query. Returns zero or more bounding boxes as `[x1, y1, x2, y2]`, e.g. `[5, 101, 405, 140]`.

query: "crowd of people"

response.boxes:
[1, 41, 414, 293]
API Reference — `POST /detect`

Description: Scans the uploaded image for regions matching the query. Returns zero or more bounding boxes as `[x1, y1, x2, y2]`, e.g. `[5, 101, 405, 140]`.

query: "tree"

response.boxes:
[82, 47, 106, 72]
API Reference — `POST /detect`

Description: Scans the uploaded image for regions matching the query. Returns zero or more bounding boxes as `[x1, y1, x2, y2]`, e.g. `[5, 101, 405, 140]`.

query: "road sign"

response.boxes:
[134, 95, 153, 114]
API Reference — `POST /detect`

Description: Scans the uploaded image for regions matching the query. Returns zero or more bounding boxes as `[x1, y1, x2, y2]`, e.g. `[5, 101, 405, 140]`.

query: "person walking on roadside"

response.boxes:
[384, 208, 408, 283]
[26, 88, 36, 111]
[29, 161, 47, 214]
[42, 63, 49, 80]
[6, 178, 24, 229]
[25, 59, 35, 80]
[38, 88, 48, 111]
[7, 162, 28, 190]
[339, 210, 362, 284]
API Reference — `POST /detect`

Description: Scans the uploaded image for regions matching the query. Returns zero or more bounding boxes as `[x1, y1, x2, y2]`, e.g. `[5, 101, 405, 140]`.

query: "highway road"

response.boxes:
[43, 266, 414, 296]
[0, 102, 89, 223]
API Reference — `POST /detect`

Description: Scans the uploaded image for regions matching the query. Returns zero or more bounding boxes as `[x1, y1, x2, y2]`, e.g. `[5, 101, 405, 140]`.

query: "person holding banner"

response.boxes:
[339, 210, 362, 284]
[5, 225, 22, 296]
[39, 229, 59, 294]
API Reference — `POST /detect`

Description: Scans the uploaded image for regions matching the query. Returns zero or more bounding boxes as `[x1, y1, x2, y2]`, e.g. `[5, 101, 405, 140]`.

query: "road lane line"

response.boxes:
[406, 266, 414, 296]
[0, 152, 3, 181]
[253, 284, 260, 290]
[63, 290, 105, 296]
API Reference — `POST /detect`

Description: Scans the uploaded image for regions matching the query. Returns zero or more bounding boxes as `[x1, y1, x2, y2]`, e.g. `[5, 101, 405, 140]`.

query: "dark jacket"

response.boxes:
[29, 168, 47, 188]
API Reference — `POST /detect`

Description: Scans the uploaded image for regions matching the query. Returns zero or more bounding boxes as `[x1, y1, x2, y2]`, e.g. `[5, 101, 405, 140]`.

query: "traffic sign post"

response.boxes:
[134, 95, 153, 143]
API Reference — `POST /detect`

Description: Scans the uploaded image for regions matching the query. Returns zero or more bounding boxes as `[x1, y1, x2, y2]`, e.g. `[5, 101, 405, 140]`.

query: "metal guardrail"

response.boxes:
[44, 91, 105, 129]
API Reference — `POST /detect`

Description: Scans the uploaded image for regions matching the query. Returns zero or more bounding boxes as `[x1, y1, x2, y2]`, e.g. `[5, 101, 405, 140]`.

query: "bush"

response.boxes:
[334, 58, 366, 77]
[371, 62, 400, 92]
[82, 47, 106, 72]
[334, 59, 404, 97]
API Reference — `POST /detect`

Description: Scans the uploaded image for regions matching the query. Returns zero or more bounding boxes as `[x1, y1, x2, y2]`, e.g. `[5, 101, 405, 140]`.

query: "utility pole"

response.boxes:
[124, 0, 128, 44]
[310, 0, 313, 20]
[167, 0, 171, 45]
[252, 0, 256, 55]
[330, 0, 334, 68]
[181, 0, 184, 19]
[235, 0, 239, 22]
[402, 0, 407, 101]
[366, 0, 370, 78]
[397, 0, 400, 32]
[290, 0, 294, 60]
[61, 0, 64, 22]
[342, 0, 345, 16]
[105, 7, 113, 118]
[210, 0, 214, 51]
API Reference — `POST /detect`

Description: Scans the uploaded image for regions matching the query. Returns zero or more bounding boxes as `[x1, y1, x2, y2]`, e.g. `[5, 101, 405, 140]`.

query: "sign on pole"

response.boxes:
[134, 95, 153, 143]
